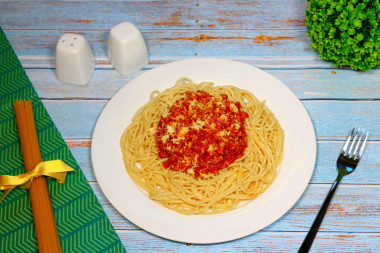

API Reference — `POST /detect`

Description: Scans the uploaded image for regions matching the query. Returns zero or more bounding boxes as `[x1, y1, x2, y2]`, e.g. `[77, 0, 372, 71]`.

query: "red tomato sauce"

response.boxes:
[155, 90, 249, 177]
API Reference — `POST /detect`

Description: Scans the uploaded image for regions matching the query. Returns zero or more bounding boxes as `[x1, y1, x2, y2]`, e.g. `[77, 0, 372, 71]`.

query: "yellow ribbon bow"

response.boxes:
[0, 160, 75, 203]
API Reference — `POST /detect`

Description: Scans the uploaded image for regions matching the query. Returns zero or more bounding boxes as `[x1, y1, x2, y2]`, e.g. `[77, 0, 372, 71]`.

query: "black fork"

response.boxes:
[298, 127, 369, 253]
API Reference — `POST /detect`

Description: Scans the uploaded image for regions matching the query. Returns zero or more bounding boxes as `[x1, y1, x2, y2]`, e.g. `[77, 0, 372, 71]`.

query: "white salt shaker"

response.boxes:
[55, 34, 95, 85]
[108, 22, 149, 75]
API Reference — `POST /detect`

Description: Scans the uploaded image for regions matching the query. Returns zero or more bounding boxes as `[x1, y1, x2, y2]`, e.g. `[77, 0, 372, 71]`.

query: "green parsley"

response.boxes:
[306, 0, 380, 71]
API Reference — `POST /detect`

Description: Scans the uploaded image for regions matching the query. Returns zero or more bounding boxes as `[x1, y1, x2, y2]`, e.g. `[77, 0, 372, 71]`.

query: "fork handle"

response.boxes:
[298, 175, 343, 253]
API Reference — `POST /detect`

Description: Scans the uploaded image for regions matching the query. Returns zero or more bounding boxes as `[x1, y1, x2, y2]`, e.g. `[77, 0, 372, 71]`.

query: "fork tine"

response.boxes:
[341, 128, 355, 154]
[357, 131, 369, 159]
[353, 129, 364, 156]
[347, 128, 360, 156]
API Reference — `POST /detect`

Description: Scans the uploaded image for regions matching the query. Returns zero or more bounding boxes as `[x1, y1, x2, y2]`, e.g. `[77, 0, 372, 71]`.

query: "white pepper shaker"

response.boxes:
[108, 22, 149, 75]
[55, 34, 95, 85]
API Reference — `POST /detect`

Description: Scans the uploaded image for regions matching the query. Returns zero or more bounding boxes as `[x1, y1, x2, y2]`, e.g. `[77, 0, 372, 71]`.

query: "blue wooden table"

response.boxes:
[1, 1, 379, 252]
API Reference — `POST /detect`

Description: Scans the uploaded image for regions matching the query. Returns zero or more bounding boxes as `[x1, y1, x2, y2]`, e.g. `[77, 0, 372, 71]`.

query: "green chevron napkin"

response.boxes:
[0, 27, 126, 252]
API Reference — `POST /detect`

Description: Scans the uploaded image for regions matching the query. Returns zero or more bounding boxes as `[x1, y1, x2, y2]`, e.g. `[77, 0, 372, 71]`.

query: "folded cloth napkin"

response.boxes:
[0, 27, 125, 252]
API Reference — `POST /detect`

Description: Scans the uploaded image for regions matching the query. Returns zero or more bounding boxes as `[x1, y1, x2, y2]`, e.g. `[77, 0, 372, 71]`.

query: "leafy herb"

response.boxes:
[306, 0, 380, 71]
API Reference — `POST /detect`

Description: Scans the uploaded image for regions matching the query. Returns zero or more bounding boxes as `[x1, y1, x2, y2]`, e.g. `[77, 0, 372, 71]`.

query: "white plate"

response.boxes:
[91, 58, 316, 244]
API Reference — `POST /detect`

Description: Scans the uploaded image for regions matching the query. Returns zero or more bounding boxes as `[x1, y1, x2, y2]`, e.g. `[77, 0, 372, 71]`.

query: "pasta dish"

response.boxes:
[120, 77, 283, 215]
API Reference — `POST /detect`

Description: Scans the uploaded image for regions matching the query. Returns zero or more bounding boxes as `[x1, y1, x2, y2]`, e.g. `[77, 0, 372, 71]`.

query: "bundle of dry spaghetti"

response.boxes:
[14, 100, 62, 253]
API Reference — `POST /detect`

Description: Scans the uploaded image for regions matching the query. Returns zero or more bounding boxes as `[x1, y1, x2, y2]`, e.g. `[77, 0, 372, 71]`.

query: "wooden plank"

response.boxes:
[90, 182, 380, 233]
[4, 29, 312, 59]
[311, 141, 379, 184]
[303, 101, 379, 141]
[4, 29, 324, 69]
[18, 55, 332, 70]
[70, 139, 380, 184]
[1, 1, 308, 30]
[27, 69, 380, 100]
[42, 100, 106, 139]
[42, 100, 380, 140]
[5, 29, 379, 69]
[29, 69, 136, 100]
[270, 184, 380, 233]
[116, 230, 380, 252]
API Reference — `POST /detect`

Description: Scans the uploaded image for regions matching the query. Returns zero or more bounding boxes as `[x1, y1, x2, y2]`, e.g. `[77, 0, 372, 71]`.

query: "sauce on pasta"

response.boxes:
[155, 90, 249, 177]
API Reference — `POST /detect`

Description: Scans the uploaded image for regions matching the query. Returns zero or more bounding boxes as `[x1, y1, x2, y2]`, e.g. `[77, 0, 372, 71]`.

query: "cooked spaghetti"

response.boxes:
[120, 77, 284, 215]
